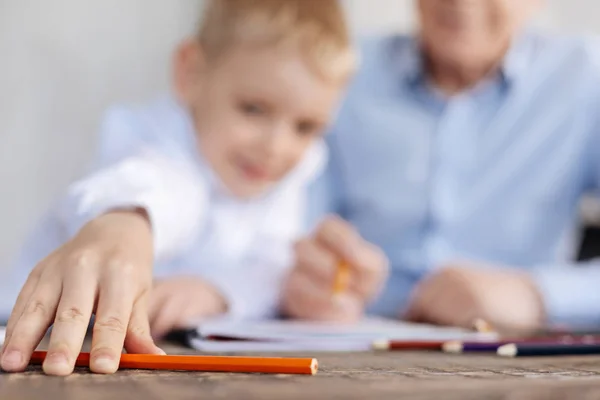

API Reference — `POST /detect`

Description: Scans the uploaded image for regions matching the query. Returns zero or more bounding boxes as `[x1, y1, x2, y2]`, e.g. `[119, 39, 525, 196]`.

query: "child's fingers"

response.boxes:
[147, 283, 168, 325]
[124, 297, 164, 355]
[312, 217, 388, 302]
[150, 296, 184, 340]
[43, 271, 96, 376]
[1, 269, 41, 357]
[348, 243, 389, 300]
[1, 277, 61, 372]
[314, 216, 360, 261]
[293, 239, 338, 287]
[283, 269, 362, 322]
[89, 272, 136, 374]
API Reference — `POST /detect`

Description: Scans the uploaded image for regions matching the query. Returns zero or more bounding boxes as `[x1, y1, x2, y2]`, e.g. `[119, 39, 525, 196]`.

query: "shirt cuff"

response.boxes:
[61, 157, 206, 263]
[531, 265, 600, 328]
[65, 190, 166, 258]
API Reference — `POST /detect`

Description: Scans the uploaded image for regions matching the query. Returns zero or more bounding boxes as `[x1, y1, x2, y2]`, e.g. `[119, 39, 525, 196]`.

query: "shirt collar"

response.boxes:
[501, 29, 537, 84]
[392, 29, 537, 88]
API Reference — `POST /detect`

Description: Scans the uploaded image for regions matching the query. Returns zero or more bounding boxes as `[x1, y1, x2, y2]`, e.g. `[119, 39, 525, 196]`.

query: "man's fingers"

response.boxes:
[403, 273, 441, 322]
[403, 271, 479, 328]
[90, 267, 135, 374]
[43, 270, 96, 376]
[403, 289, 428, 323]
[1, 277, 61, 372]
[125, 297, 164, 355]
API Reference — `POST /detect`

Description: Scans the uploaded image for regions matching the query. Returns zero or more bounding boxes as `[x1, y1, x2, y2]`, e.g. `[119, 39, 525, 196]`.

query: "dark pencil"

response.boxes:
[444, 335, 600, 354]
[498, 343, 600, 357]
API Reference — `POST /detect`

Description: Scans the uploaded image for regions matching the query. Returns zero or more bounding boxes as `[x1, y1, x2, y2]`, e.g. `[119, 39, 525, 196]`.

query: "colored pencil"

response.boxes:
[444, 335, 600, 354]
[333, 260, 350, 294]
[443, 340, 508, 353]
[473, 318, 495, 333]
[28, 351, 318, 375]
[498, 343, 600, 357]
[372, 339, 444, 351]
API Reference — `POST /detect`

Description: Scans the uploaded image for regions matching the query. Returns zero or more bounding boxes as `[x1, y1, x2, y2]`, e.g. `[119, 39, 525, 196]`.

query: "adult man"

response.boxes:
[282, 0, 600, 332]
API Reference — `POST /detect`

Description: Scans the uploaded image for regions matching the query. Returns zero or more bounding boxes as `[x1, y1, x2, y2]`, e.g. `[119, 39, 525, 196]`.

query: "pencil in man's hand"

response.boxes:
[28, 351, 318, 375]
[333, 260, 350, 294]
[473, 318, 494, 333]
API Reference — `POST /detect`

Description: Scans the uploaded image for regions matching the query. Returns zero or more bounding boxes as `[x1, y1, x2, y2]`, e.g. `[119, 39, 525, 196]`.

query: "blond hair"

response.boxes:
[198, 0, 357, 83]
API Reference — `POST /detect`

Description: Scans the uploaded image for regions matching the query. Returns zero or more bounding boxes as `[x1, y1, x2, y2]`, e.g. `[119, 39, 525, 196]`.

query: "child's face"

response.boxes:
[175, 41, 344, 198]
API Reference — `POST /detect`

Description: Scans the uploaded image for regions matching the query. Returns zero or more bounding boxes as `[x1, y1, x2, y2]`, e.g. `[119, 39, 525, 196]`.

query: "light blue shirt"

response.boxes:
[311, 31, 600, 327]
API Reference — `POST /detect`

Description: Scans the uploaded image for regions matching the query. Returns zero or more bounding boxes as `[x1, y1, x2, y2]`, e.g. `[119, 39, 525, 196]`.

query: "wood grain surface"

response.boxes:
[2, 342, 600, 400]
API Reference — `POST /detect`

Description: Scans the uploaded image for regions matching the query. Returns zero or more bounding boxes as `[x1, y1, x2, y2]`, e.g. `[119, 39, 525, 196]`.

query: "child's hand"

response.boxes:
[281, 216, 389, 322]
[0, 210, 163, 376]
[404, 265, 546, 333]
[148, 276, 227, 339]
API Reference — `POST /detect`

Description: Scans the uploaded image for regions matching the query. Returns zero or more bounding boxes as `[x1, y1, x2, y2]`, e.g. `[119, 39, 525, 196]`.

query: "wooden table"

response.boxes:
[2, 342, 600, 400]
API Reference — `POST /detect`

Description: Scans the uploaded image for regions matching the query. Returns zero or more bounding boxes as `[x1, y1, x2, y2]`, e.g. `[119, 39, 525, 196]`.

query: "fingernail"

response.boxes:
[48, 352, 68, 364]
[1, 350, 23, 370]
[46, 352, 69, 370]
[43, 353, 73, 376]
[157, 348, 167, 355]
[93, 356, 116, 374]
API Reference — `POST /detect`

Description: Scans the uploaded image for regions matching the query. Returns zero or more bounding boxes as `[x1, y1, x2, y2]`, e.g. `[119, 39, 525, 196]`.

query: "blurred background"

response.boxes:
[1, 0, 600, 271]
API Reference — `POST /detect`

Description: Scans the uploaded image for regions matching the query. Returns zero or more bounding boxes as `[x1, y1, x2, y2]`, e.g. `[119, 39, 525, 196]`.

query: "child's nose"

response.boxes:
[263, 124, 293, 154]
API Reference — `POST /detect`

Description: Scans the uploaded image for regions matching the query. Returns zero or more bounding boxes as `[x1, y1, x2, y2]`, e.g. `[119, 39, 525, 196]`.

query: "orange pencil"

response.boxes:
[29, 351, 318, 375]
[473, 318, 495, 333]
[333, 260, 350, 294]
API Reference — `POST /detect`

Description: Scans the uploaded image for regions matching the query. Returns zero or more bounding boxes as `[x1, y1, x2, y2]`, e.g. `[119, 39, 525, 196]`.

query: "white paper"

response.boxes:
[190, 338, 373, 353]
[0, 326, 5, 346]
[187, 317, 497, 352]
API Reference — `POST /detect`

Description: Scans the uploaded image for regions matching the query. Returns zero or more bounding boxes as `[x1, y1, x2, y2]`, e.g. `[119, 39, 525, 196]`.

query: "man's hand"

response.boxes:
[281, 216, 389, 322]
[0, 210, 163, 376]
[148, 276, 227, 339]
[404, 264, 546, 333]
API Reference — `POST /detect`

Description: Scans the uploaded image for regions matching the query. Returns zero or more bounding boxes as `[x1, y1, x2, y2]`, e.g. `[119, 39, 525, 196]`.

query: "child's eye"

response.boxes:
[296, 121, 321, 137]
[239, 102, 265, 116]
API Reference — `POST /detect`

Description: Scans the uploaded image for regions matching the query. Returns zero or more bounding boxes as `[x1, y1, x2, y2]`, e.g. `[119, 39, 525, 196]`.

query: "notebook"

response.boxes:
[186, 317, 498, 352]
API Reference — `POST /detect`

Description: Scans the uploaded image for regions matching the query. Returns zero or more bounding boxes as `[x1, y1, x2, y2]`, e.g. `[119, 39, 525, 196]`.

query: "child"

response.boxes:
[0, 0, 356, 376]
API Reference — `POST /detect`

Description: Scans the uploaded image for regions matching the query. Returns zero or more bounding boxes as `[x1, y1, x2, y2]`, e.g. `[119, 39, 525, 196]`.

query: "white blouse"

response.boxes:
[2, 96, 326, 320]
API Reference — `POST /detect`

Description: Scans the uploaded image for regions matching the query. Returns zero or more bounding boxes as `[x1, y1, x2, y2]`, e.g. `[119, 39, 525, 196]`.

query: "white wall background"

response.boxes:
[0, 0, 599, 271]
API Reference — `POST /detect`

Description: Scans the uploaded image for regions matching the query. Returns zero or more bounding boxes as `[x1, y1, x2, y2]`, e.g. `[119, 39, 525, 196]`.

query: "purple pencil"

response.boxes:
[443, 341, 509, 353]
